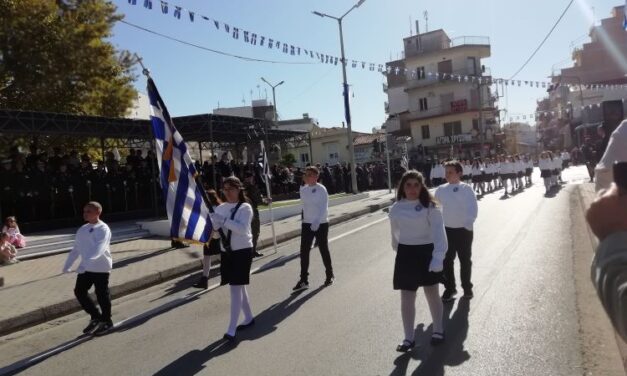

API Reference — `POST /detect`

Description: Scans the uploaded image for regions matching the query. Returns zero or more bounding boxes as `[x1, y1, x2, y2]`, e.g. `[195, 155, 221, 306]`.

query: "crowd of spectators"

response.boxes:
[0, 145, 402, 226]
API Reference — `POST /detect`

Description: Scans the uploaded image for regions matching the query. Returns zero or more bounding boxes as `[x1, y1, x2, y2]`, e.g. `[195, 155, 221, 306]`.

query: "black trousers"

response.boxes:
[443, 227, 474, 291]
[74, 272, 112, 322]
[299, 223, 333, 281]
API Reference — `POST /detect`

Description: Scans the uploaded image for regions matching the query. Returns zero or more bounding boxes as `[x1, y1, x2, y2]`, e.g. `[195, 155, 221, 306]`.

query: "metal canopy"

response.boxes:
[0, 110, 307, 146]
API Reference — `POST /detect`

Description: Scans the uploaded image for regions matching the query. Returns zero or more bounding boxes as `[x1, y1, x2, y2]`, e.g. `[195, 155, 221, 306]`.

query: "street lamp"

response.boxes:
[312, 0, 366, 194]
[261, 77, 284, 123]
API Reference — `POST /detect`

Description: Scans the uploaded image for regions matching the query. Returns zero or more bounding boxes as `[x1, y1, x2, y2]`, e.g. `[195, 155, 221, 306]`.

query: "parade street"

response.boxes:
[0, 167, 624, 376]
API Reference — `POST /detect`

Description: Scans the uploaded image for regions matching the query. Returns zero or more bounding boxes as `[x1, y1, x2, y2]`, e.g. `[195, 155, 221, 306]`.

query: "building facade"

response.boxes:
[537, 5, 627, 150]
[383, 29, 497, 161]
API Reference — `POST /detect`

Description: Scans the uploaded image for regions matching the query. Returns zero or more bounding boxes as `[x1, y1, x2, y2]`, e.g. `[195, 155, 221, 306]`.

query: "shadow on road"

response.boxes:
[390, 299, 471, 376]
[153, 286, 325, 376]
[113, 247, 180, 269]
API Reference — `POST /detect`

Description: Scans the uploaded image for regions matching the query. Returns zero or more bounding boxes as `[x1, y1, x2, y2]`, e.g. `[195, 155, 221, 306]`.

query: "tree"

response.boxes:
[280, 153, 296, 167]
[0, 0, 136, 117]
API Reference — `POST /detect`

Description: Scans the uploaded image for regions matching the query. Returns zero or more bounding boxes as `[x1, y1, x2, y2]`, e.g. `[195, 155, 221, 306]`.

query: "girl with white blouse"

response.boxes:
[538, 151, 553, 194]
[210, 177, 255, 341]
[388, 170, 448, 352]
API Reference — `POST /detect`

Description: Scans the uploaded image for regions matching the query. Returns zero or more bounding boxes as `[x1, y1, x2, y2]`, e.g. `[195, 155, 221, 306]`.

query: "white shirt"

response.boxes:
[471, 166, 482, 176]
[435, 183, 478, 230]
[63, 220, 112, 273]
[553, 156, 562, 170]
[561, 152, 570, 160]
[388, 199, 447, 261]
[300, 183, 328, 224]
[500, 162, 515, 174]
[463, 164, 472, 176]
[596, 120, 627, 191]
[212, 202, 253, 251]
[538, 158, 552, 170]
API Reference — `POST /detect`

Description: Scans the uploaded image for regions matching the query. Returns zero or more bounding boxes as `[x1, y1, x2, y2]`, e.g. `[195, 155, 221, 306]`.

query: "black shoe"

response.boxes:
[192, 276, 208, 289]
[93, 321, 114, 336]
[253, 251, 264, 258]
[171, 240, 189, 249]
[236, 319, 255, 331]
[82, 319, 100, 334]
[430, 332, 445, 346]
[292, 280, 309, 291]
[396, 340, 415, 353]
[442, 289, 457, 302]
[462, 289, 474, 299]
[223, 333, 236, 342]
[324, 276, 335, 286]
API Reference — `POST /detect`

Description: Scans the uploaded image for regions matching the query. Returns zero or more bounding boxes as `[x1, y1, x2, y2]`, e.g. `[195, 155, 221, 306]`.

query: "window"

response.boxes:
[472, 119, 479, 131]
[416, 66, 426, 80]
[419, 97, 428, 112]
[443, 121, 462, 137]
[421, 125, 430, 139]
[300, 153, 309, 163]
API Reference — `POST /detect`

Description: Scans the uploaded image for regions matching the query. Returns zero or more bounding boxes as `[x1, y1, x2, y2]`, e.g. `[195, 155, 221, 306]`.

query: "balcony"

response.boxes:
[450, 36, 490, 47]
[404, 67, 490, 92]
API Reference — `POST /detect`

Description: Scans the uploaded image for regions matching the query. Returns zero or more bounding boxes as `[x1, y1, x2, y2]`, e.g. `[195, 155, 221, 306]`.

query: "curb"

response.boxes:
[0, 198, 394, 337]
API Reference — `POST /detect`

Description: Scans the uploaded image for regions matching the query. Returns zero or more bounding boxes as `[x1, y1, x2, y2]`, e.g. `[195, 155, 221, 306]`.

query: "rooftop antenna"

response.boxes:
[409, 16, 413, 36]
[424, 11, 429, 32]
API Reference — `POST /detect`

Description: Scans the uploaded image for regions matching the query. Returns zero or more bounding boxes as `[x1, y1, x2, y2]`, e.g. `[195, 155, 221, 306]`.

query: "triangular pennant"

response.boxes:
[160, 1, 168, 14]
[173, 6, 181, 19]
[188, 11, 194, 22]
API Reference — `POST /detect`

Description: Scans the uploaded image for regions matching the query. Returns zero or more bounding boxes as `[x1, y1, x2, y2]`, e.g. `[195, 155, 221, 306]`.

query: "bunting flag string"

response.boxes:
[124, 0, 627, 93]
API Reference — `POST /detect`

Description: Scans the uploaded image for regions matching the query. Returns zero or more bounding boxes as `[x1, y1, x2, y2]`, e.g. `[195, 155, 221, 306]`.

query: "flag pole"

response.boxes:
[261, 141, 279, 254]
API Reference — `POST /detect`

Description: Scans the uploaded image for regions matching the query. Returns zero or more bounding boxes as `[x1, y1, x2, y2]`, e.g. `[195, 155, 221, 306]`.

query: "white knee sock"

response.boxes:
[423, 285, 444, 334]
[240, 286, 254, 323]
[202, 255, 212, 277]
[227, 285, 243, 336]
[400, 290, 417, 341]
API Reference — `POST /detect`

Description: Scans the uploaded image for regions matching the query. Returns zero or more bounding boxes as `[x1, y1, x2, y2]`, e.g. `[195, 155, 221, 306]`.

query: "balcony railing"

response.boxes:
[404, 67, 490, 91]
[450, 36, 490, 47]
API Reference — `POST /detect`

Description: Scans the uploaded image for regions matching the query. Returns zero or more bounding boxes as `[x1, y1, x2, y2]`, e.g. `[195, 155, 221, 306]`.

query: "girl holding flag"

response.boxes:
[210, 177, 256, 341]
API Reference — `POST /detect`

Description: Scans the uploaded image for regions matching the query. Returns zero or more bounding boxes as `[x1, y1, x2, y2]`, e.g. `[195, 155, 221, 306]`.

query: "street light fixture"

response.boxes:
[312, 0, 366, 194]
[261, 77, 284, 123]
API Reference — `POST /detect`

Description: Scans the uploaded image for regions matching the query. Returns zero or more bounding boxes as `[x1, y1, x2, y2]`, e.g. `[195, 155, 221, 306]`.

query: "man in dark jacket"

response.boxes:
[244, 172, 264, 257]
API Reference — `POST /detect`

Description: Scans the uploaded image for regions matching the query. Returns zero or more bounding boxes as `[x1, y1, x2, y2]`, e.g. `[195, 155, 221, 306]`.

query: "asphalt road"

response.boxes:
[0, 166, 622, 376]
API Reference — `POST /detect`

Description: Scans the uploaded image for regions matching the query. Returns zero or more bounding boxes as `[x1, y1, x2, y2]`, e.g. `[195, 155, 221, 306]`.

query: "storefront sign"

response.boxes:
[450, 99, 468, 113]
[436, 134, 472, 145]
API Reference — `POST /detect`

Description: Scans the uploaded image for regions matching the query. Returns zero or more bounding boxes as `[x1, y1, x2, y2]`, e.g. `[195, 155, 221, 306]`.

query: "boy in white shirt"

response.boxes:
[435, 161, 478, 301]
[293, 166, 334, 291]
[63, 202, 113, 336]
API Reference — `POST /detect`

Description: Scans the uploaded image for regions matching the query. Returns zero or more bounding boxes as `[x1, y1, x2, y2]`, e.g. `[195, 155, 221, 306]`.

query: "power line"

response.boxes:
[119, 20, 319, 65]
[508, 0, 575, 80]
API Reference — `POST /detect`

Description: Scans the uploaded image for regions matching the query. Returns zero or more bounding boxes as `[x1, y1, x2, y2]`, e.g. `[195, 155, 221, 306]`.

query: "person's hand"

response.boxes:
[428, 257, 443, 273]
[210, 213, 226, 226]
[310, 221, 320, 232]
[586, 184, 627, 241]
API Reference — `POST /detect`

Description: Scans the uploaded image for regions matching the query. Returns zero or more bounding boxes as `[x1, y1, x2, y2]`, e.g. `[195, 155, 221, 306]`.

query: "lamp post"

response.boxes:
[261, 77, 284, 123]
[312, 0, 365, 194]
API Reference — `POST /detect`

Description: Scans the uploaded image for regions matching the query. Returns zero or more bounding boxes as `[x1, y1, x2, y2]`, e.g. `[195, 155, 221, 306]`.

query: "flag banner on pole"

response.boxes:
[258, 141, 271, 184]
[147, 78, 212, 243]
[401, 154, 409, 170]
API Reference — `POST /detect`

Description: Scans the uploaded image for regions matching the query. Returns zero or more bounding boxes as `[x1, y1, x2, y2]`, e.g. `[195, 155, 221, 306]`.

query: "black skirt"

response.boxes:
[393, 244, 444, 290]
[540, 169, 552, 178]
[471, 175, 482, 183]
[525, 168, 533, 176]
[552, 169, 559, 175]
[220, 248, 253, 285]
[203, 238, 221, 256]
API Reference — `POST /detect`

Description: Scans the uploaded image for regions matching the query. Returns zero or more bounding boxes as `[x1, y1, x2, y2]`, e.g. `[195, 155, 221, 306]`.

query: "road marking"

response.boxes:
[0, 213, 389, 375]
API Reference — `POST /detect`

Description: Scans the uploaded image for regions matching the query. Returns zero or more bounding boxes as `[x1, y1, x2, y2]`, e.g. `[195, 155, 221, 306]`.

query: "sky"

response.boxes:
[111, 0, 623, 133]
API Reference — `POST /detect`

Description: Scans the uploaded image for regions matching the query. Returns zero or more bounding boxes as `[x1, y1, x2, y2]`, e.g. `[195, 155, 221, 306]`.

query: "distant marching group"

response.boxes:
[429, 151, 571, 197]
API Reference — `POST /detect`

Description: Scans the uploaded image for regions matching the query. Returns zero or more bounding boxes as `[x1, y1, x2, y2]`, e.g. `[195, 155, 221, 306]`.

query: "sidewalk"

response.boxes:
[0, 190, 395, 336]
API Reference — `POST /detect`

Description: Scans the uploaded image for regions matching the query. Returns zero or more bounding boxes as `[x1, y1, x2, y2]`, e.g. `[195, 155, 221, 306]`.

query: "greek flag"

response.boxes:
[258, 141, 271, 183]
[147, 78, 212, 243]
[401, 153, 409, 170]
